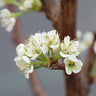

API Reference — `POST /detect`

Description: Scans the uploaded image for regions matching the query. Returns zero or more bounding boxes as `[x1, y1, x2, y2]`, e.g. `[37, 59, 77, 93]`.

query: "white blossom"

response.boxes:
[60, 36, 80, 58]
[25, 35, 44, 60]
[0, 9, 16, 32]
[94, 41, 96, 53]
[34, 30, 60, 53]
[19, 0, 34, 10]
[83, 32, 94, 47]
[16, 43, 25, 55]
[24, 66, 34, 79]
[47, 30, 60, 52]
[14, 56, 31, 71]
[0, 0, 5, 8]
[76, 30, 82, 40]
[79, 32, 94, 52]
[64, 56, 83, 75]
[14, 55, 33, 79]
[80, 42, 88, 52]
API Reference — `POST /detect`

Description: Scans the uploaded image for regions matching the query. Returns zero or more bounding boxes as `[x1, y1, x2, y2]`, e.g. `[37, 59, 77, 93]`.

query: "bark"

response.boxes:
[59, 0, 77, 41]
[59, 0, 95, 96]
[81, 31, 96, 96]
[59, 1, 83, 96]
[7, 5, 46, 96]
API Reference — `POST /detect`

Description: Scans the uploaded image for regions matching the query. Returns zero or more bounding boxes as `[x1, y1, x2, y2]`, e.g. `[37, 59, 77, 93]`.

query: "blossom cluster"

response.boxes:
[76, 30, 94, 52]
[14, 30, 83, 79]
[0, 0, 42, 32]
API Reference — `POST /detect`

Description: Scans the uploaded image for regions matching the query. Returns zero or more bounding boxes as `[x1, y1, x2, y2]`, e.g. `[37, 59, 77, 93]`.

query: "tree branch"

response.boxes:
[58, 0, 85, 96]
[7, 5, 46, 96]
[59, 0, 78, 40]
[80, 31, 96, 96]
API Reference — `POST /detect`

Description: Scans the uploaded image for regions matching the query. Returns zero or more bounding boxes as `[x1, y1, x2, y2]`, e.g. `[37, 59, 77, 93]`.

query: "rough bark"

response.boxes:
[59, 0, 77, 41]
[59, 0, 95, 96]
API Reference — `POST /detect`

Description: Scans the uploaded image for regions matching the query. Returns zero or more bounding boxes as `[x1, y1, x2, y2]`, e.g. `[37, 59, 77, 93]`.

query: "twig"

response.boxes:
[81, 31, 96, 95]
[7, 5, 46, 96]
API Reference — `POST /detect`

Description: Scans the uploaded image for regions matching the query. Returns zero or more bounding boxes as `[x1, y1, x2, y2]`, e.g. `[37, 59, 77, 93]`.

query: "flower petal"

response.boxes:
[65, 65, 72, 75]
[64, 36, 70, 47]
[25, 66, 34, 79]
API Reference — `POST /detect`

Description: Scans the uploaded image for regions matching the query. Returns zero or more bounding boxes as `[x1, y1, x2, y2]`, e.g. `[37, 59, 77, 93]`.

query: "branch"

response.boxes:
[51, 64, 65, 70]
[84, 31, 96, 74]
[80, 31, 96, 95]
[7, 5, 46, 96]
[59, 0, 78, 40]
[41, 0, 60, 30]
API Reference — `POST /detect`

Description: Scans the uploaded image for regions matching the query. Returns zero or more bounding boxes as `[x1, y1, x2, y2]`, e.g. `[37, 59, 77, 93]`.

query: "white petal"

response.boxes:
[70, 41, 79, 52]
[22, 56, 30, 64]
[83, 32, 94, 46]
[73, 60, 83, 73]
[60, 52, 70, 58]
[64, 36, 70, 47]
[24, 1, 32, 8]
[68, 56, 77, 62]
[76, 30, 82, 40]
[64, 58, 69, 65]
[25, 66, 34, 79]
[16, 43, 25, 55]
[41, 45, 48, 54]
[31, 54, 39, 60]
[65, 65, 72, 75]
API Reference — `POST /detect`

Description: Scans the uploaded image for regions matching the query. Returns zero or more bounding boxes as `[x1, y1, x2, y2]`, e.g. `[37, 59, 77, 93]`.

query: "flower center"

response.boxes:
[68, 61, 75, 68]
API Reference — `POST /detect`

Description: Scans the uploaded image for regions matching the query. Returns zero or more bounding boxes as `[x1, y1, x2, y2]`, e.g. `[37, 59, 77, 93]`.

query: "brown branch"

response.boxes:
[51, 64, 65, 70]
[59, 0, 85, 96]
[41, 0, 60, 30]
[59, 0, 78, 41]
[58, 0, 96, 95]
[80, 31, 96, 96]
[7, 5, 46, 96]
[84, 31, 96, 75]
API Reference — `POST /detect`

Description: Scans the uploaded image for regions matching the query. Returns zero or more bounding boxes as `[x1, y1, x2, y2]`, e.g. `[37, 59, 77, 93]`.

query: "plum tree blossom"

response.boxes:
[14, 31, 83, 79]
[14, 55, 33, 79]
[60, 36, 80, 58]
[19, 0, 42, 11]
[20, 0, 34, 10]
[76, 30, 82, 40]
[82, 32, 94, 47]
[25, 35, 46, 60]
[64, 56, 83, 75]
[0, 9, 16, 32]
[76, 31, 94, 52]
[16, 43, 26, 55]
[34, 30, 60, 53]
